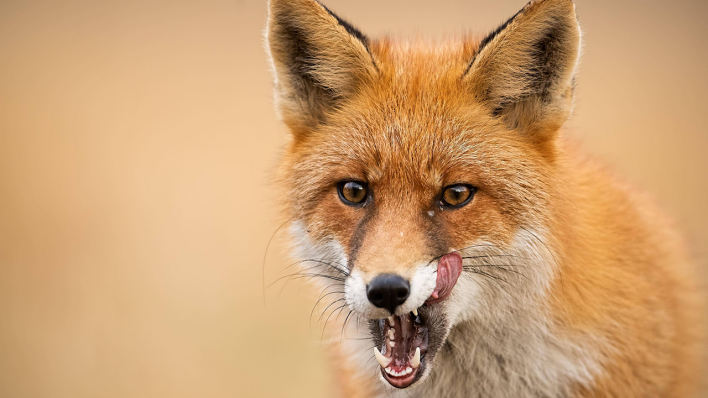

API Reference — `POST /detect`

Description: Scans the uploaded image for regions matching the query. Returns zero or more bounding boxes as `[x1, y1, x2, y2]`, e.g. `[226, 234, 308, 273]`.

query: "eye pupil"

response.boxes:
[442, 185, 474, 207]
[339, 181, 367, 205]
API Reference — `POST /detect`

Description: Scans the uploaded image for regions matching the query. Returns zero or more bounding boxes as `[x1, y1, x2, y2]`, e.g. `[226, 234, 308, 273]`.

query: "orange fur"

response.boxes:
[266, 0, 704, 396]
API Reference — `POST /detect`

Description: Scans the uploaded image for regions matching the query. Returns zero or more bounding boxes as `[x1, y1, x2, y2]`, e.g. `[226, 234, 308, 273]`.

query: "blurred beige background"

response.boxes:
[0, 0, 706, 397]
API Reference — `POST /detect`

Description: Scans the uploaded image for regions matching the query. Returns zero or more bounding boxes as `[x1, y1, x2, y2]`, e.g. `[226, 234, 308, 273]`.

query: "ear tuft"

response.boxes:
[464, 0, 581, 141]
[266, 0, 377, 132]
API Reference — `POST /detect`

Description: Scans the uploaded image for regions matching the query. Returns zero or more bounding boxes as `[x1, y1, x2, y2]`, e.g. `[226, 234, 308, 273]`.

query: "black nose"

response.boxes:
[366, 274, 410, 314]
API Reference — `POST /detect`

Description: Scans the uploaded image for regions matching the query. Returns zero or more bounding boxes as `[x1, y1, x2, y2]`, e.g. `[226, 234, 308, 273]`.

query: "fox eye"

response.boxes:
[441, 184, 475, 208]
[338, 181, 368, 205]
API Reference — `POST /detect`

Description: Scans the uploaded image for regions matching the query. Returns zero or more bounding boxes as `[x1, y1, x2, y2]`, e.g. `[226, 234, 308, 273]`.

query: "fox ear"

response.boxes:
[266, 0, 377, 131]
[464, 0, 581, 142]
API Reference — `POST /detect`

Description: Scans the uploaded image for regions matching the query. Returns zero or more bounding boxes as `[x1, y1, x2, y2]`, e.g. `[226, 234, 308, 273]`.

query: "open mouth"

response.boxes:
[369, 252, 462, 389]
[373, 311, 428, 388]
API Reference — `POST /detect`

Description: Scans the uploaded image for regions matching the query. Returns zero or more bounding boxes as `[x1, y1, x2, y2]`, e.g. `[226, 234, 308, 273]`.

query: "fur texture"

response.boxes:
[265, 0, 704, 396]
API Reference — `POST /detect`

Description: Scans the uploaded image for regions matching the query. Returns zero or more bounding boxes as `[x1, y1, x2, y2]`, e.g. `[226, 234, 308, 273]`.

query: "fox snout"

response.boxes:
[361, 252, 464, 316]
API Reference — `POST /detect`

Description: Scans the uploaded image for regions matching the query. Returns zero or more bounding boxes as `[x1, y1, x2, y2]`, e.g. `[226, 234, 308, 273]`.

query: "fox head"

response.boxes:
[267, 0, 581, 390]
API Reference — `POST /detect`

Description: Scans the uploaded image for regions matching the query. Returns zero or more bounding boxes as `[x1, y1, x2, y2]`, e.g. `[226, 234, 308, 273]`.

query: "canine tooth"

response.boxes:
[388, 316, 395, 326]
[411, 347, 421, 368]
[389, 341, 395, 347]
[412, 308, 418, 317]
[374, 347, 392, 368]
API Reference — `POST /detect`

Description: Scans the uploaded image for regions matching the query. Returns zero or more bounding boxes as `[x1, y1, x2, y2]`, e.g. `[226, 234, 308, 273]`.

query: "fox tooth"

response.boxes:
[387, 329, 395, 339]
[412, 308, 418, 317]
[388, 316, 395, 326]
[411, 347, 421, 368]
[374, 347, 392, 368]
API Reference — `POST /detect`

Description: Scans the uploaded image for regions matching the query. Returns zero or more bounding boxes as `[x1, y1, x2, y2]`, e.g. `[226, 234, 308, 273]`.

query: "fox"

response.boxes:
[265, 0, 705, 396]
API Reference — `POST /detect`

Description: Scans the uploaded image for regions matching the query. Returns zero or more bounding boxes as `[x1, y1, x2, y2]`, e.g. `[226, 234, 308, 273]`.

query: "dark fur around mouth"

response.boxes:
[368, 306, 449, 389]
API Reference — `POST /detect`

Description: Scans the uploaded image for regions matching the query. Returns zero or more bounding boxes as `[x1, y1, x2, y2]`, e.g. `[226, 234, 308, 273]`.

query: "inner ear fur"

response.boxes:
[266, 0, 378, 132]
[464, 0, 581, 142]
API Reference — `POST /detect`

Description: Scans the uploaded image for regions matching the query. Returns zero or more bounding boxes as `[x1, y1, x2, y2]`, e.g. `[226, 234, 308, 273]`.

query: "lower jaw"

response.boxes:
[381, 363, 422, 388]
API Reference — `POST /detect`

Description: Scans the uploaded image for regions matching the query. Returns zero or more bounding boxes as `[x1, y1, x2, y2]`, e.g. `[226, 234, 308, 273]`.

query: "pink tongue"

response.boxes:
[426, 252, 463, 305]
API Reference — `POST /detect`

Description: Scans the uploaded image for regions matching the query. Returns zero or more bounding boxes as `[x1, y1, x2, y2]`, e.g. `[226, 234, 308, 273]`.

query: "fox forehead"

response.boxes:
[284, 94, 548, 213]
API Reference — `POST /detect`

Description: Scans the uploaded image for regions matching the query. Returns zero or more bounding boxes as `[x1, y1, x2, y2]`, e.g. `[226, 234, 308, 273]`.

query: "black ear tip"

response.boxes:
[316, 1, 369, 45]
[481, 8, 524, 49]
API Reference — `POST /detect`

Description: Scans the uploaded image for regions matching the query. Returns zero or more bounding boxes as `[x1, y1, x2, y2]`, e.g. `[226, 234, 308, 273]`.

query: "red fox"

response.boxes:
[265, 0, 704, 396]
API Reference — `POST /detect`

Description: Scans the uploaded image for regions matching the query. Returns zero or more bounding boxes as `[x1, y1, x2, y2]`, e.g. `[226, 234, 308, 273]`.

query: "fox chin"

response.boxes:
[264, 0, 705, 397]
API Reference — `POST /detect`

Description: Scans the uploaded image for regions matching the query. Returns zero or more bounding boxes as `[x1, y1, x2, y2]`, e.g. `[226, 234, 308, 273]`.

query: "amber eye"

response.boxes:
[338, 181, 368, 205]
[441, 184, 475, 207]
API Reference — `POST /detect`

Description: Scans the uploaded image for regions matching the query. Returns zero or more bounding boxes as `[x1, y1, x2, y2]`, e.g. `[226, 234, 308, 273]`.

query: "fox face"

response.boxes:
[267, 0, 582, 391]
